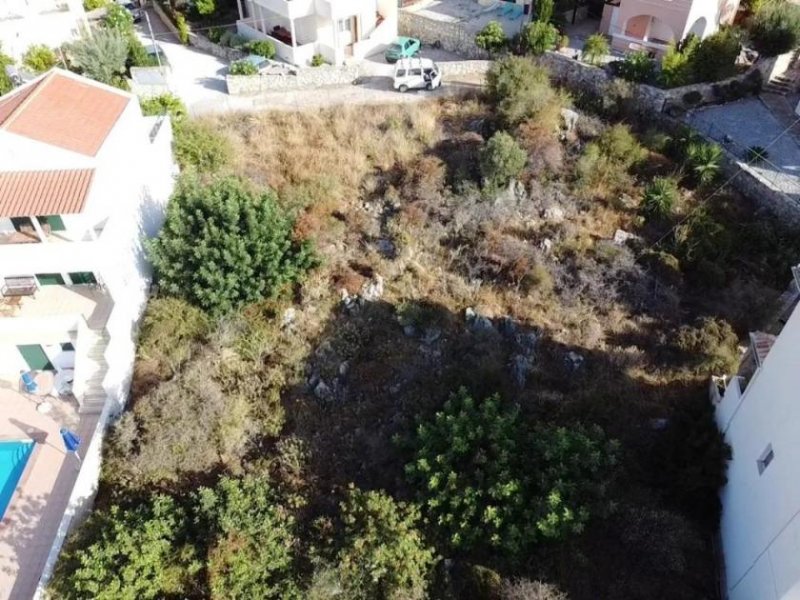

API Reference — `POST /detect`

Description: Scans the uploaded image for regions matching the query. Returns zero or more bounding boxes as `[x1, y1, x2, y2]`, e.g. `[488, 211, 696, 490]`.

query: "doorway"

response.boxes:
[17, 344, 55, 371]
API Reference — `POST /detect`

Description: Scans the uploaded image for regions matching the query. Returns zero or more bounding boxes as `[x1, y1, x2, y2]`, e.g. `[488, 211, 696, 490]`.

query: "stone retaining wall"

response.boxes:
[226, 64, 360, 94]
[399, 11, 489, 59]
[441, 59, 492, 77]
[152, 1, 243, 61]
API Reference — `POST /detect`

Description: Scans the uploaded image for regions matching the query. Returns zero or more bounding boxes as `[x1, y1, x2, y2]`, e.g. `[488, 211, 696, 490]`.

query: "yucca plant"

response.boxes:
[746, 145, 769, 163]
[685, 142, 723, 185]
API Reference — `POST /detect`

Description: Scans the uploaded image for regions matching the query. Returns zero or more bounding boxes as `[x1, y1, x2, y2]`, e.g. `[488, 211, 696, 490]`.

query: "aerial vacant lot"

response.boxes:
[53, 57, 800, 600]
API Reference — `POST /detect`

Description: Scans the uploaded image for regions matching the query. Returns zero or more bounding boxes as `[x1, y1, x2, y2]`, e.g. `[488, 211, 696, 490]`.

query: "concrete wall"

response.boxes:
[226, 63, 359, 93]
[715, 305, 800, 600]
[399, 10, 489, 59]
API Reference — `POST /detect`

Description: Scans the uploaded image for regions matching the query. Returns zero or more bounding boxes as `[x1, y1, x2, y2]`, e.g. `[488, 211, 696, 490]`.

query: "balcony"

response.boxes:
[0, 285, 112, 331]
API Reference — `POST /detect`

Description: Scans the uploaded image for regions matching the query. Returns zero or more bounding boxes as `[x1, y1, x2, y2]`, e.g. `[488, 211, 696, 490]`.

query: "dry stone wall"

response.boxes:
[226, 64, 360, 94]
[399, 11, 488, 59]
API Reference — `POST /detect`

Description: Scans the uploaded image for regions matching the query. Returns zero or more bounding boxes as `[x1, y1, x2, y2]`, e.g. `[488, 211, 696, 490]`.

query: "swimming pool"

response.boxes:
[0, 441, 34, 520]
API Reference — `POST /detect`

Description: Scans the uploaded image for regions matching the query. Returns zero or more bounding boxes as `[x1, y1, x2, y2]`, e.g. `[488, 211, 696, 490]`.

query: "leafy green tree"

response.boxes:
[195, 0, 217, 16]
[527, 424, 619, 539]
[486, 56, 564, 126]
[692, 28, 741, 82]
[480, 131, 527, 190]
[405, 389, 531, 555]
[405, 389, 619, 558]
[336, 486, 436, 600]
[685, 141, 723, 185]
[195, 475, 301, 599]
[641, 176, 679, 221]
[22, 44, 58, 73]
[748, 0, 800, 56]
[523, 20, 558, 55]
[616, 51, 656, 83]
[83, 0, 109, 9]
[50, 496, 199, 600]
[660, 36, 700, 87]
[148, 174, 316, 315]
[104, 3, 134, 31]
[582, 33, 609, 65]
[475, 21, 508, 55]
[173, 119, 232, 171]
[140, 93, 188, 121]
[0, 44, 15, 96]
[69, 28, 129, 86]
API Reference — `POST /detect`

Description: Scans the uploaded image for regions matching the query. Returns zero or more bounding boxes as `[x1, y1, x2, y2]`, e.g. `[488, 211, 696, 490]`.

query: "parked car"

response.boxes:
[384, 37, 421, 63]
[393, 57, 441, 92]
[117, 0, 143, 22]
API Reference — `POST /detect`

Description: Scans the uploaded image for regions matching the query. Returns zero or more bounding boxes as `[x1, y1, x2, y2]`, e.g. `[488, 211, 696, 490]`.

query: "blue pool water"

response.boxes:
[0, 441, 34, 520]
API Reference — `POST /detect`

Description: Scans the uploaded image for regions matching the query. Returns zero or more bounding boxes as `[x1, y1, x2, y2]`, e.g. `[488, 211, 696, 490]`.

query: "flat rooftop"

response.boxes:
[403, 0, 527, 35]
[0, 286, 112, 331]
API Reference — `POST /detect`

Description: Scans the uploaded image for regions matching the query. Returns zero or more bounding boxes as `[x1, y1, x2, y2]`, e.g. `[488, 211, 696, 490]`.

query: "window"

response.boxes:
[10, 217, 33, 232]
[338, 18, 352, 32]
[757, 444, 774, 475]
[37, 215, 66, 232]
[69, 272, 97, 285]
[410, 68, 422, 76]
[396, 69, 406, 77]
[35, 273, 65, 286]
[61, 342, 75, 352]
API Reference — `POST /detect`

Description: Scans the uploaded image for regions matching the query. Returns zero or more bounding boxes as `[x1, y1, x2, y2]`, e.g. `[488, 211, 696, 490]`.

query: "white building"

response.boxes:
[713, 284, 800, 600]
[0, 69, 176, 415]
[235, 0, 397, 65]
[0, 0, 87, 59]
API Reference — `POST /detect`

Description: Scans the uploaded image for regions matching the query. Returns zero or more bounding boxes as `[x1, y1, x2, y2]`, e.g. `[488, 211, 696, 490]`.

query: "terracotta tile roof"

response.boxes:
[0, 169, 95, 218]
[0, 70, 130, 157]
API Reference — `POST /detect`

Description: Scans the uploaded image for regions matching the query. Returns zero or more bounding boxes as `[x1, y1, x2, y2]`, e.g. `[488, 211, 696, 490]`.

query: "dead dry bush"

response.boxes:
[516, 117, 563, 176]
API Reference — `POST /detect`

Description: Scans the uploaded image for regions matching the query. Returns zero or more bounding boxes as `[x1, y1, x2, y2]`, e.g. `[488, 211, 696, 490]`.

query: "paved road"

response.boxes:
[135, 9, 483, 114]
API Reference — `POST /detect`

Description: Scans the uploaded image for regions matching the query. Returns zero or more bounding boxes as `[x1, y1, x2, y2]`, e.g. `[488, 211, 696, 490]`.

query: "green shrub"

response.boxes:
[103, 3, 133, 31]
[50, 496, 198, 599]
[22, 44, 58, 73]
[139, 93, 187, 121]
[127, 35, 159, 67]
[685, 141, 723, 185]
[207, 26, 225, 43]
[641, 176, 680, 220]
[673, 208, 732, 272]
[523, 20, 559, 55]
[83, 0, 108, 10]
[653, 394, 731, 528]
[486, 55, 564, 126]
[748, 0, 800, 56]
[576, 124, 646, 198]
[310, 53, 326, 66]
[229, 58, 258, 75]
[747, 145, 769, 162]
[674, 317, 739, 374]
[582, 33, 609, 65]
[68, 28, 129, 85]
[227, 33, 248, 48]
[660, 36, 701, 87]
[245, 39, 276, 59]
[148, 174, 316, 316]
[558, 34, 569, 49]
[597, 123, 647, 168]
[137, 297, 209, 377]
[195, 475, 300, 598]
[475, 21, 508, 55]
[194, 0, 216, 16]
[403, 388, 619, 557]
[172, 119, 232, 171]
[616, 51, 656, 83]
[176, 13, 190, 44]
[480, 131, 527, 191]
[336, 486, 435, 600]
[0, 45, 13, 96]
[692, 28, 741, 82]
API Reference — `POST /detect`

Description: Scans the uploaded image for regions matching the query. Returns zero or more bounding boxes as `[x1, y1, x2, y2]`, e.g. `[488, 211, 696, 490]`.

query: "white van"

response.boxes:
[393, 58, 442, 92]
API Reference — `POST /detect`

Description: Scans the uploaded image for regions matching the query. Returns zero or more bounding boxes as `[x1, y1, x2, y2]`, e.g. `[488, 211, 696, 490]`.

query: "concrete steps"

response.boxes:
[78, 331, 109, 414]
[764, 74, 796, 95]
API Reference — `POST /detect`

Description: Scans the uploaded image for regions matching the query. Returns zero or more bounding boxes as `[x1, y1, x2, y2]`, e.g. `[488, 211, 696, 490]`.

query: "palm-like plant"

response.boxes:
[582, 34, 609, 66]
[685, 142, 723, 185]
[641, 176, 679, 221]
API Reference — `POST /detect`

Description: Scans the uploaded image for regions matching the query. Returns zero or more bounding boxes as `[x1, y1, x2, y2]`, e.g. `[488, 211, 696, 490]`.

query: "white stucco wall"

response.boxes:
[718, 304, 800, 600]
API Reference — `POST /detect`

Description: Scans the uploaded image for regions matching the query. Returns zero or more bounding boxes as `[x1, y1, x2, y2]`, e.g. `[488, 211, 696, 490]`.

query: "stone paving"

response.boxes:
[686, 97, 800, 200]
